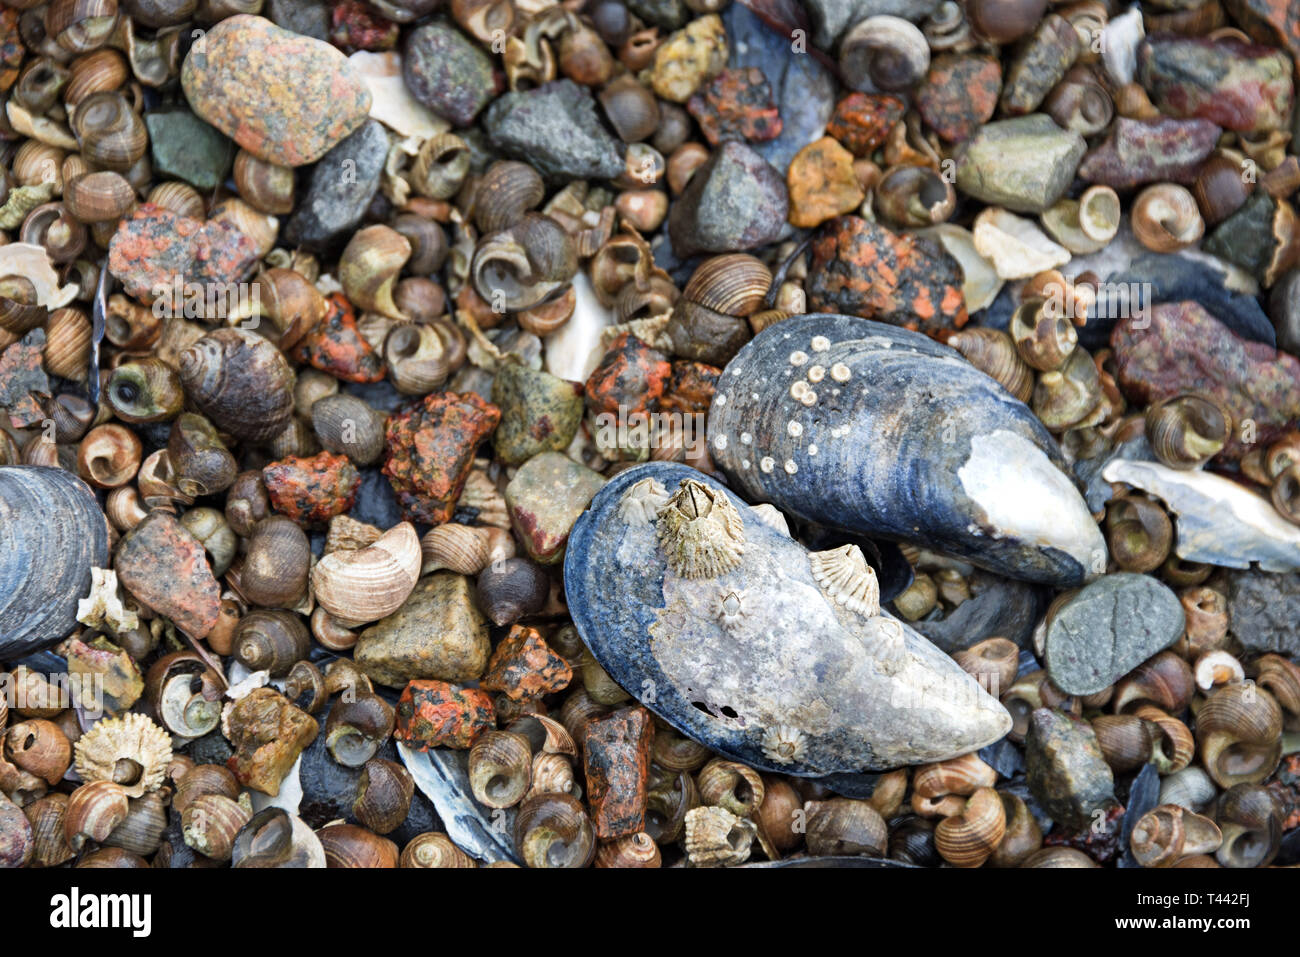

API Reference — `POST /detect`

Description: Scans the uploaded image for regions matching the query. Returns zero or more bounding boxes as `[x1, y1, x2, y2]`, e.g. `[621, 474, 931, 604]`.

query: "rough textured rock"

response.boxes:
[1138, 35, 1293, 133]
[916, 54, 1001, 143]
[667, 140, 789, 258]
[224, 687, 320, 796]
[787, 136, 865, 228]
[505, 451, 606, 564]
[686, 67, 782, 145]
[1044, 573, 1185, 695]
[825, 92, 905, 156]
[355, 573, 491, 687]
[403, 21, 499, 127]
[1025, 708, 1116, 829]
[181, 14, 371, 166]
[484, 80, 625, 182]
[1077, 117, 1221, 189]
[909, 571, 1047, 652]
[1226, 569, 1300, 655]
[115, 511, 221, 639]
[583, 706, 655, 839]
[262, 451, 360, 525]
[492, 360, 584, 466]
[284, 119, 389, 251]
[955, 114, 1086, 213]
[481, 624, 574, 700]
[394, 679, 495, 750]
[145, 108, 234, 190]
[650, 14, 728, 102]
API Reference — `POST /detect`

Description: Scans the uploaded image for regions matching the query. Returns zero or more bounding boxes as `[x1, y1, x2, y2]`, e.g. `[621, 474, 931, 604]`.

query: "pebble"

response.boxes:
[910, 571, 1047, 653]
[1025, 708, 1116, 830]
[1111, 300, 1300, 460]
[628, 0, 690, 29]
[331, 0, 400, 51]
[354, 572, 491, 687]
[225, 688, 319, 796]
[1203, 191, 1299, 287]
[266, 0, 330, 40]
[144, 108, 235, 191]
[650, 14, 729, 103]
[915, 54, 1001, 144]
[0, 330, 49, 429]
[484, 80, 625, 182]
[806, 215, 968, 336]
[1000, 14, 1079, 117]
[284, 119, 389, 251]
[1139, 35, 1293, 133]
[1077, 117, 1221, 189]
[666, 298, 751, 367]
[293, 293, 387, 383]
[505, 451, 606, 564]
[955, 114, 1086, 214]
[583, 706, 655, 840]
[1225, 569, 1300, 656]
[115, 511, 221, 639]
[402, 22, 500, 127]
[825, 92, 905, 156]
[107, 204, 261, 310]
[492, 360, 585, 467]
[481, 624, 574, 701]
[382, 392, 502, 525]
[394, 679, 495, 750]
[686, 67, 783, 146]
[1044, 573, 1186, 696]
[350, 50, 449, 140]
[584, 332, 671, 419]
[666, 140, 788, 258]
[181, 14, 372, 167]
[262, 451, 361, 526]
[787, 136, 866, 229]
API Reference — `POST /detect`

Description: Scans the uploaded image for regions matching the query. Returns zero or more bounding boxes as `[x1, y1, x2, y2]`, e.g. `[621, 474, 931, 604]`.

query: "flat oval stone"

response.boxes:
[1044, 573, 1185, 696]
[181, 14, 372, 167]
[403, 21, 500, 127]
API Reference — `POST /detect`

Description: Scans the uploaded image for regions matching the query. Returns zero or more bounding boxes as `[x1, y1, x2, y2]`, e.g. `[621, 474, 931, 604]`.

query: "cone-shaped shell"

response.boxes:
[0, 466, 110, 656]
[707, 316, 1106, 586]
[564, 462, 1012, 775]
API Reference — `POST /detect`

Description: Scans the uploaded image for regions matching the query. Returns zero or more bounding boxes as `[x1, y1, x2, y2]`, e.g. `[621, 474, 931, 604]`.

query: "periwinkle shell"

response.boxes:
[707, 316, 1106, 586]
[0, 466, 110, 657]
[564, 462, 1012, 775]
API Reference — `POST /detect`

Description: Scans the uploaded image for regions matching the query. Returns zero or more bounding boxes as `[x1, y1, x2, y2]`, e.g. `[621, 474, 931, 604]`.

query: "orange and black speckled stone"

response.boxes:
[181, 14, 372, 167]
[916, 53, 1002, 143]
[224, 687, 319, 796]
[115, 510, 222, 639]
[382, 391, 501, 525]
[0, 330, 50, 429]
[481, 624, 574, 701]
[583, 706, 654, 840]
[807, 216, 968, 339]
[0, 9, 23, 93]
[263, 451, 360, 525]
[292, 293, 386, 384]
[824, 92, 904, 157]
[660, 360, 721, 414]
[583, 333, 671, 419]
[394, 679, 496, 750]
[107, 203, 260, 309]
[686, 67, 783, 146]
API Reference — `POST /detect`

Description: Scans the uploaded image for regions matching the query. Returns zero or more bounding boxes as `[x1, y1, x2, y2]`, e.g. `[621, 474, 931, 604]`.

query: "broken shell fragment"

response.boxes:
[564, 462, 1012, 776]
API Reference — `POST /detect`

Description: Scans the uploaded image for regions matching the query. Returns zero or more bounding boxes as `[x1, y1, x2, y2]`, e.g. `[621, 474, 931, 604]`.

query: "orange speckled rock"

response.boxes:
[583, 706, 654, 840]
[181, 14, 372, 167]
[825, 92, 904, 157]
[584, 332, 671, 419]
[482, 624, 573, 701]
[263, 451, 360, 525]
[293, 294, 386, 383]
[383, 392, 501, 525]
[394, 679, 495, 750]
[916, 53, 1002, 143]
[686, 67, 783, 146]
[807, 215, 968, 338]
[115, 511, 221, 638]
[787, 137, 866, 229]
[659, 360, 721, 415]
[224, 687, 319, 795]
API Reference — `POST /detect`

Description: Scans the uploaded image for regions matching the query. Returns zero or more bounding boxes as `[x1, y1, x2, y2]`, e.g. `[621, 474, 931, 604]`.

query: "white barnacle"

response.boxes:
[831, 362, 851, 382]
[716, 587, 750, 630]
[789, 349, 808, 366]
[787, 421, 803, 437]
[740, 431, 752, 445]
[866, 616, 908, 676]
[807, 365, 825, 383]
[761, 724, 807, 765]
[790, 380, 810, 401]
[808, 544, 880, 616]
[810, 335, 831, 352]
[750, 503, 790, 536]
[798, 388, 817, 407]
[617, 477, 671, 527]
[656, 480, 746, 579]
[715, 393, 727, 405]
[760, 456, 775, 473]
[808, 444, 818, 456]
[784, 459, 798, 474]
[714, 433, 727, 450]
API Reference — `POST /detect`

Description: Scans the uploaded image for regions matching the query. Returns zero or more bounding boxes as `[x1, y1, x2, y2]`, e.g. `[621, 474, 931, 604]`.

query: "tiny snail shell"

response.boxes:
[934, 787, 1007, 867]
[5, 719, 72, 786]
[1160, 766, 1217, 813]
[181, 793, 251, 861]
[311, 523, 422, 628]
[988, 792, 1042, 868]
[1133, 704, 1195, 774]
[1194, 152, 1254, 227]
[1271, 463, 1300, 525]
[420, 523, 492, 575]
[172, 764, 239, 817]
[889, 815, 938, 866]
[101, 791, 167, 858]
[42, 306, 93, 380]
[952, 637, 1021, 699]
[21, 203, 88, 263]
[517, 285, 577, 336]
[394, 277, 446, 324]
[77, 423, 142, 487]
[325, 693, 396, 768]
[1010, 298, 1077, 372]
[868, 769, 908, 820]
[473, 160, 545, 234]
[46, 0, 122, 54]
[1145, 394, 1230, 470]
[224, 470, 270, 538]
[64, 781, 130, 851]
[1130, 803, 1223, 868]
[169, 413, 237, 498]
[1077, 184, 1121, 244]
[1193, 650, 1245, 693]
[476, 556, 551, 627]
[1090, 714, 1156, 772]
[1254, 653, 1300, 717]
[353, 758, 414, 835]
[179, 327, 296, 443]
[400, 832, 477, 868]
[912, 753, 997, 799]
[681, 253, 771, 317]
[24, 794, 74, 867]
[1215, 784, 1283, 868]
[651, 726, 712, 773]
[311, 606, 359, 652]
[696, 758, 764, 818]
[526, 751, 578, 802]
[646, 770, 698, 846]
[1105, 495, 1173, 574]
[1195, 682, 1283, 788]
[232, 149, 294, 215]
[240, 516, 310, 609]
[804, 798, 887, 858]
[1113, 651, 1195, 714]
[74, 848, 149, 868]
[107, 357, 184, 424]
[410, 133, 471, 201]
[595, 831, 661, 868]
[468, 730, 532, 809]
[874, 164, 957, 228]
[64, 170, 134, 223]
[71, 90, 147, 172]
[1043, 64, 1113, 136]
[231, 808, 326, 868]
[146, 180, 204, 219]
[1181, 585, 1229, 657]
[515, 792, 597, 868]
[339, 225, 411, 321]
[283, 660, 328, 716]
[948, 328, 1035, 403]
[383, 320, 465, 395]
[64, 46, 128, 104]
[311, 393, 386, 467]
[146, 649, 224, 738]
[233, 609, 310, 678]
[599, 74, 660, 143]
[1131, 183, 1205, 253]
[839, 16, 930, 92]
[754, 775, 804, 856]
[391, 214, 448, 276]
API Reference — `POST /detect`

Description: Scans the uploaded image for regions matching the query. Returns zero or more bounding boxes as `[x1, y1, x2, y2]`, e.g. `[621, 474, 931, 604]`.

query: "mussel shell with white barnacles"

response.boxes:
[564, 462, 1012, 775]
[0, 466, 110, 657]
[707, 316, 1107, 587]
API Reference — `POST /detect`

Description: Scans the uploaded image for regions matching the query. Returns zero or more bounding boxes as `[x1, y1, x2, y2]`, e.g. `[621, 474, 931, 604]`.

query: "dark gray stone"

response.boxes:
[667, 140, 788, 257]
[266, 0, 331, 39]
[1025, 708, 1115, 830]
[284, 119, 389, 252]
[909, 570, 1048, 652]
[1226, 569, 1300, 655]
[1044, 573, 1185, 696]
[404, 22, 500, 127]
[1118, 761, 1161, 868]
[484, 80, 625, 182]
[145, 108, 234, 190]
[626, 0, 690, 30]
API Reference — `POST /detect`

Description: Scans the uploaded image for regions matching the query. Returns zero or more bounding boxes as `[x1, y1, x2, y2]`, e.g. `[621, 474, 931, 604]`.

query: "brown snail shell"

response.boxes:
[696, 758, 764, 818]
[106, 357, 183, 424]
[74, 847, 148, 867]
[240, 516, 310, 609]
[1196, 682, 1284, 788]
[283, 660, 328, 716]
[182, 793, 251, 861]
[23, 794, 74, 867]
[948, 327, 1036, 403]
[353, 758, 414, 835]
[1010, 298, 1077, 372]
[468, 730, 532, 809]
[172, 763, 238, 816]
[1215, 783, 1282, 868]
[515, 792, 596, 868]
[840, 15, 929, 92]
[22, 203, 88, 263]
[411, 133, 471, 201]
[146, 180, 204, 219]
[473, 160, 545, 234]
[208, 196, 278, 258]
[1254, 653, 1300, 717]
[224, 470, 270, 538]
[988, 791, 1042, 867]
[101, 790, 167, 857]
[599, 74, 660, 143]
[233, 149, 294, 215]
[179, 327, 296, 443]
[71, 90, 146, 171]
[804, 797, 887, 858]
[5, 719, 71, 786]
[875, 164, 957, 228]
[682, 254, 771, 318]
[1132, 183, 1205, 253]
[935, 786, 1007, 868]
[103, 293, 160, 350]
[651, 726, 712, 773]
[1090, 714, 1156, 772]
[316, 823, 399, 868]
[146, 650, 223, 738]
[912, 753, 998, 799]
[77, 423, 141, 487]
[46, 0, 121, 54]
[169, 412, 237, 498]
[968, 0, 1046, 43]
[1145, 394, 1230, 470]
[1180, 585, 1229, 659]
[952, 637, 1020, 699]
[472, 214, 578, 313]
[420, 523, 492, 576]
[391, 215, 448, 277]
[231, 807, 326, 868]
[325, 693, 396, 768]
[594, 831, 660, 867]
[1113, 650, 1194, 714]
[1134, 704, 1195, 774]
[64, 170, 134, 223]
[310, 393, 386, 468]
[65, 46, 128, 104]
[340, 225, 411, 321]
[1270, 463, 1300, 525]
[383, 319, 465, 395]
[42, 306, 93, 380]
[1194, 152, 1253, 227]
[311, 522, 422, 628]
[250, 268, 328, 352]
[1130, 803, 1223, 868]
[1043, 64, 1113, 136]
[400, 831, 477, 868]
[233, 609, 310, 678]
[1105, 495, 1173, 573]
[64, 780, 129, 850]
